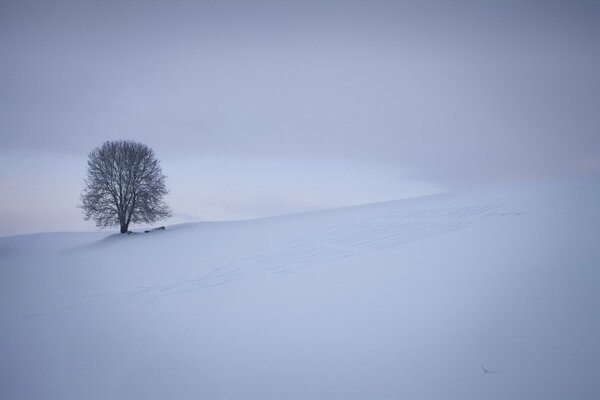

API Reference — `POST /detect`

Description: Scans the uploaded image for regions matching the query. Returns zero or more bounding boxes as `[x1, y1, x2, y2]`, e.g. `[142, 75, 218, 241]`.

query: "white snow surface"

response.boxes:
[1, 176, 599, 399]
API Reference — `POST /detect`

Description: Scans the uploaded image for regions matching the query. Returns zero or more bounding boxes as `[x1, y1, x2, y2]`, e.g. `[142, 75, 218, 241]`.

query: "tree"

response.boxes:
[80, 140, 171, 233]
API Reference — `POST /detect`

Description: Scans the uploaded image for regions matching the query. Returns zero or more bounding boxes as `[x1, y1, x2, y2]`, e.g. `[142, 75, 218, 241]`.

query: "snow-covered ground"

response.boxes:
[1, 176, 599, 399]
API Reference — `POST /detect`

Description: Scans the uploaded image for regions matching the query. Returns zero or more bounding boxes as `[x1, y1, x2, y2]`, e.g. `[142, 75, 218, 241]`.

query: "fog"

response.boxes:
[1, 0, 599, 236]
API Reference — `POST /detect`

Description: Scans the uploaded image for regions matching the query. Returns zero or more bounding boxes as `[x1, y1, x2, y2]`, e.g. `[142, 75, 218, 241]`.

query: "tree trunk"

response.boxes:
[120, 223, 128, 233]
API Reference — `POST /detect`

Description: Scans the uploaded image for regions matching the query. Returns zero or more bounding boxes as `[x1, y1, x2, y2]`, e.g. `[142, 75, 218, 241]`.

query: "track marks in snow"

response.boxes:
[245, 245, 355, 274]
[107, 202, 520, 303]
[293, 204, 506, 252]
[23, 202, 524, 314]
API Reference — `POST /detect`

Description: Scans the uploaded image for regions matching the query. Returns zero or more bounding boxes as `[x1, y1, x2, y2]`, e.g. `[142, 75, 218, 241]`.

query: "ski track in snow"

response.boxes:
[24, 202, 526, 313]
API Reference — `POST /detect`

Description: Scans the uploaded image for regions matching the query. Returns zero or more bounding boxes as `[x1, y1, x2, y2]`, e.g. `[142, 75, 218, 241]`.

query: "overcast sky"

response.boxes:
[1, 0, 599, 236]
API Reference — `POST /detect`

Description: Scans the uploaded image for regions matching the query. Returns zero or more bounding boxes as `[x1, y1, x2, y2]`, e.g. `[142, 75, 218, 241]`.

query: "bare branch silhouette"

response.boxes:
[481, 365, 499, 374]
[80, 140, 171, 233]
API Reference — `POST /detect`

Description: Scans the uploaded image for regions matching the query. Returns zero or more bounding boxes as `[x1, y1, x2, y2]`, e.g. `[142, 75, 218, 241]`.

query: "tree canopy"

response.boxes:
[80, 140, 171, 233]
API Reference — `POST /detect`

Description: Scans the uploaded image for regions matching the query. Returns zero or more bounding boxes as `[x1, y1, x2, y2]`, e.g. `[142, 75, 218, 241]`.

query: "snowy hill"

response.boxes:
[1, 176, 599, 399]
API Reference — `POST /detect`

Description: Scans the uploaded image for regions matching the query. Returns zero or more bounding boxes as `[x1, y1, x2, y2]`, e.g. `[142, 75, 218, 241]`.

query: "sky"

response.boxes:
[1, 0, 599, 236]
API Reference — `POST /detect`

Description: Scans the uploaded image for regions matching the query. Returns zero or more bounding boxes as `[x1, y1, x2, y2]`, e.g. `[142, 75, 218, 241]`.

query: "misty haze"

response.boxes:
[1, 1, 599, 399]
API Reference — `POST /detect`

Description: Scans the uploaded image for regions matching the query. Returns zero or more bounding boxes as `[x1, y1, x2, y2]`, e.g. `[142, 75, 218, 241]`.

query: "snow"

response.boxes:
[1, 176, 599, 399]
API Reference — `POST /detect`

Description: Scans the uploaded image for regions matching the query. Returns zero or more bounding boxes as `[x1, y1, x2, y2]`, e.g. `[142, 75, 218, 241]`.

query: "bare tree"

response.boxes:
[80, 140, 171, 233]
